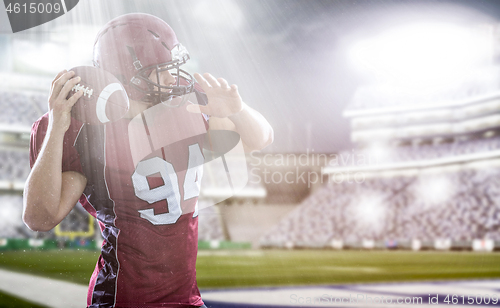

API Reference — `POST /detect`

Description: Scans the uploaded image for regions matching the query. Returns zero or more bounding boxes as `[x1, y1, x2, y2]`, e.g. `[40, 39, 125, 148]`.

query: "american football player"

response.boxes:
[23, 13, 273, 308]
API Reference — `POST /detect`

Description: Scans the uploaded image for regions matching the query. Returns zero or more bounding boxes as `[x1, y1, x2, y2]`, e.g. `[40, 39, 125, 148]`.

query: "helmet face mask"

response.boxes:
[131, 60, 195, 107]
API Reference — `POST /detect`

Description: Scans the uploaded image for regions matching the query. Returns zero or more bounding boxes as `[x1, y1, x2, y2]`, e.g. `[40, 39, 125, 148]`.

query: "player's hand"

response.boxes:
[47, 70, 84, 133]
[186, 73, 244, 118]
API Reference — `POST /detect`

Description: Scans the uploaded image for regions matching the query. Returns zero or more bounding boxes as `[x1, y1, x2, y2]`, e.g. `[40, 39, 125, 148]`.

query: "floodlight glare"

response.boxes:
[15, 41, 64, 74]
[353, 194, 386, 231]
[14, 25, 98, 74]
[413, 175, 455, 208]
[367, 142, 391, 163]
[350, 23, 492, 89]
[193, 0, 243, 29]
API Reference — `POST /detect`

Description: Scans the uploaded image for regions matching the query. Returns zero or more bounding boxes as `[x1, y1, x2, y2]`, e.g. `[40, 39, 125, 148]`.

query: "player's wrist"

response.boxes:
[47, 117, 70, 137]
[228, 102, 248, 121]
[46, 127, 67, 141]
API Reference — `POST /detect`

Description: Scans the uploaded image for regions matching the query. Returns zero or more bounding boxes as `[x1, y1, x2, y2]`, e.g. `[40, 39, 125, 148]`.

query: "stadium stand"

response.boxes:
[332, 134, 500, 168]
[0, 150, 31, 182]
[0, 90, 48, 240]
[345, 66, 500, 113]
[0, 91, 47, 127]
[260, 167, 500, 248]
[0, 195, 29, 239]
[198, 203, 225, 241]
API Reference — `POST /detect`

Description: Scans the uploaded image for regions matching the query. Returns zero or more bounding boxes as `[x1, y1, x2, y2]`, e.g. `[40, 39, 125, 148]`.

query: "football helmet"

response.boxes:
[93, 13, 195, 106]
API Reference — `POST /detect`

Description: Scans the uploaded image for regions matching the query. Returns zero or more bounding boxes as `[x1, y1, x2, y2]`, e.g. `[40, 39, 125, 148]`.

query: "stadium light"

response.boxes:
[13, 25, 97, 75]
[366, 142, 391, 163]
[350, 23, 493, 89]
[14, 40, 65, 74]
[61, 25, 100, 69]
[0, 201, 22, 231]
[413, 174, 455, 208]
[353, 195, 386, 231]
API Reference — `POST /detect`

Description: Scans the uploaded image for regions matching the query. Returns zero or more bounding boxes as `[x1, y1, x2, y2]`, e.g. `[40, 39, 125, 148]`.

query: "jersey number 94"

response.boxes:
[132, 144, 204, 225]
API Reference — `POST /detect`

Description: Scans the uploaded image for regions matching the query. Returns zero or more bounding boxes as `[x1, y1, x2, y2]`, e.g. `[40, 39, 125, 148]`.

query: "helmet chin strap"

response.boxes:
[136, 92, 189, 108]
[160, 94, 190, 108]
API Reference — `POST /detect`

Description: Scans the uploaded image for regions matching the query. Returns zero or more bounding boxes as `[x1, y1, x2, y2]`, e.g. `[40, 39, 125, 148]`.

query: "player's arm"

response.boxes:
[187, 73, 274, 152]
[23, 70, 86, 232]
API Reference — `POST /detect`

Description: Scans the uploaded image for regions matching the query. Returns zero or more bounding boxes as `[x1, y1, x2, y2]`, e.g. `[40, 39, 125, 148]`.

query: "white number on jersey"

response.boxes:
[131, 143, 204, 225]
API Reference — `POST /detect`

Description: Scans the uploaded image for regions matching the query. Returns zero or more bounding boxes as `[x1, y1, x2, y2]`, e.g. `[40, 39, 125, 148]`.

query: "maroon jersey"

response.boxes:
[30, 103, 209, 308]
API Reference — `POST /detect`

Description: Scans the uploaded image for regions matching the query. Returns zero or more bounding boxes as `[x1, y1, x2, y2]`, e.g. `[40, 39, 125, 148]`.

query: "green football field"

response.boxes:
[0, 249, 499, 306]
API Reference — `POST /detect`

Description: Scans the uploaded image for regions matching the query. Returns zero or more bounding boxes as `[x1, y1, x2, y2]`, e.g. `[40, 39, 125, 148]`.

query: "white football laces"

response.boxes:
[71, 84, 94, 98]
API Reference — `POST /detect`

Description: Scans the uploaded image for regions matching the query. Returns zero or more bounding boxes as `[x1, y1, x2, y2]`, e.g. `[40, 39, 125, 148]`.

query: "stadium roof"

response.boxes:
[344, 67, 500, 117]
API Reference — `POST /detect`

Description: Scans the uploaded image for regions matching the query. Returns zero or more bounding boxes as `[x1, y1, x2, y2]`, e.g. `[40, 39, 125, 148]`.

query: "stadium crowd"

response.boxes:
[260, 167, 500, 247]
[0, 151, 31, 182]
[0, 91, 46, 126]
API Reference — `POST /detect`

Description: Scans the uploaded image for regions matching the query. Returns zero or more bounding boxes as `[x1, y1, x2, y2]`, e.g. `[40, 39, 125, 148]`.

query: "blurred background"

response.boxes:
[1, 0, 500, 307]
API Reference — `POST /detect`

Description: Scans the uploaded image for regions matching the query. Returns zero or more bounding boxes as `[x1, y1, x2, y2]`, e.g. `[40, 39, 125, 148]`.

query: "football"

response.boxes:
[67, 66, 129, 125]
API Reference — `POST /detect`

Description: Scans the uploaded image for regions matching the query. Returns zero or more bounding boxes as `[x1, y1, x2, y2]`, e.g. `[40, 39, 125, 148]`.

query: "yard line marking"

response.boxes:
[0, 268, 87, 308]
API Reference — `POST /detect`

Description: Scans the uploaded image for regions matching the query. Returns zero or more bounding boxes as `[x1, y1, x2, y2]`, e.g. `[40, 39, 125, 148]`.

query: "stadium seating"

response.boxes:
[0, 91, 47, 127]
[198, 202, 225, 241]
[333, 135, 500, 168]
[346, 67, 500, 112]
[0, 151, 31, 182]
[260, 167, 500, 248]
[0, 195, 42, 239]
